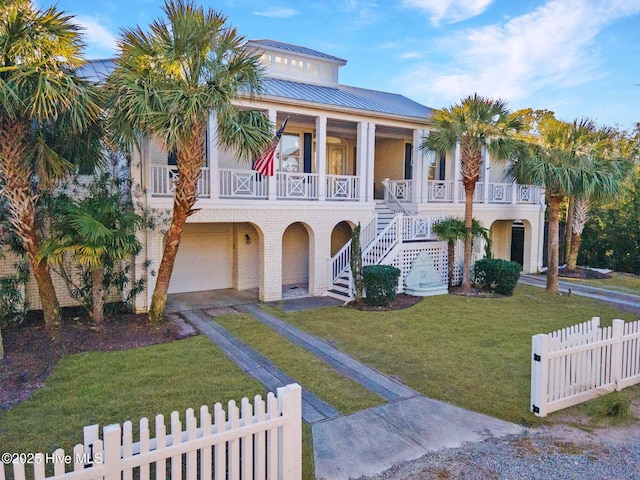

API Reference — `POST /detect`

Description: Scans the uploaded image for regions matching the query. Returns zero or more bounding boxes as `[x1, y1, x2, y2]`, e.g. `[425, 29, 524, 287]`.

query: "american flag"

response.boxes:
[253, 117, 288, 177]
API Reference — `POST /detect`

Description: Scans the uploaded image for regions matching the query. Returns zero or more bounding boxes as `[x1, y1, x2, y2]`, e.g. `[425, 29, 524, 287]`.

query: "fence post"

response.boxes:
[279, 384, 302, 480]
[612, 319, 625, 391]
[531, 334, 549, 417]
[103, 424, 122, 480]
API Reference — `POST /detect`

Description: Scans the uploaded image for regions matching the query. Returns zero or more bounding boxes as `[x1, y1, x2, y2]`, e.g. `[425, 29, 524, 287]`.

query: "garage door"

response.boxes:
[168, 224, 233, 294]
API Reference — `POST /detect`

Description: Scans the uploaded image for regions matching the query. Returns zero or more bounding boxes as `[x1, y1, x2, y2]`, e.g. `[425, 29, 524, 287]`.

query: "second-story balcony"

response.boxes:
[384, 178, 542, 205]
[151, 166, 361, 201]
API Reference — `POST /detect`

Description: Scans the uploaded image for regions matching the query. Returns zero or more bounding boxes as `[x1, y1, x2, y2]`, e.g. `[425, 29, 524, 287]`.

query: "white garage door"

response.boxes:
[168, 224, 233, 294]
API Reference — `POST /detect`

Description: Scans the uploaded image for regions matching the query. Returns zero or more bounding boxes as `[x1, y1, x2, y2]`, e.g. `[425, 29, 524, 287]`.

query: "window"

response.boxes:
[307, 62, 319, 76]
[291, 59, 304, 74]
[260, 54, 272, 68]
[279, 134, 301, 172]
[274, 55, 288, 71]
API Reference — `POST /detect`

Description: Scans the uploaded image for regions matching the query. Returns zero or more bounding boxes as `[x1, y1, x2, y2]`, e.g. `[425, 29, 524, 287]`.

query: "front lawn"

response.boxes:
[279, 285, 639, 426]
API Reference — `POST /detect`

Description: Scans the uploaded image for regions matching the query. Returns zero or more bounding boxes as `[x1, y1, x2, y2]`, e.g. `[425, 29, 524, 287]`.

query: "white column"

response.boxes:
[453, 142, 461, 203]
[366, 122, 376, 202]
[268, 109, 277, 201]
[208, 111, 219, 201]
[483, 147, 490, 204]
[316, 115, 327, 201]
[411, 129, 425, 203]
[356, 122, 368, 202]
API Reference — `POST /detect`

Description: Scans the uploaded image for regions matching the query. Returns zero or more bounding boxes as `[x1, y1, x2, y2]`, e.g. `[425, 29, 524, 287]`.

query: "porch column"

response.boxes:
[208, 111, 219, 201]
[453, 142, 461, 204]
[259, 228, 283, 301]
[483, 148, 490, 204]
[366, 122, 376, 202]
[309, 227, 330, 296]
[268, 109, 278, 201]
[356, 122, 368, 202]
[411, 129, 426, 203]
[316, 115, 327, 201]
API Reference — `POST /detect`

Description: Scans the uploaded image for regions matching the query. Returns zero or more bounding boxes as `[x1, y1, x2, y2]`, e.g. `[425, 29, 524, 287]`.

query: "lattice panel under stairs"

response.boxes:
[391, 243, 448, 293]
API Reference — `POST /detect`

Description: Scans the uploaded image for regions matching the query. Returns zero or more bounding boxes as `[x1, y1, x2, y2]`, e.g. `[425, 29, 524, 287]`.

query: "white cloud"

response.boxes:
[395, 0, 640, 109]
[76, 15, 118, 57]
[402, 0, 494, 25]
[253, 7, 298, 18]
[398, 51, 424, 60]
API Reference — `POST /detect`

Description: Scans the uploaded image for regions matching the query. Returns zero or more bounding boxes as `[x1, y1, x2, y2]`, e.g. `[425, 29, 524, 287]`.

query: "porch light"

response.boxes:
[245, 234, 251, 245]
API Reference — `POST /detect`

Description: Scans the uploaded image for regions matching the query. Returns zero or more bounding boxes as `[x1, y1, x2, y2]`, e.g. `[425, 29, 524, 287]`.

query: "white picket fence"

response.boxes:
[531, 318, 640, 417]
[2, 384, 302, 480]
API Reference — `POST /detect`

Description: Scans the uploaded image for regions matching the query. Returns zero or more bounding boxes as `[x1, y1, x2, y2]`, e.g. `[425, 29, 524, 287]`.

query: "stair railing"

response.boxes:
[381, 179, 411, 215]
[330, 214, 378, 284]
[362, 214, 402, 266]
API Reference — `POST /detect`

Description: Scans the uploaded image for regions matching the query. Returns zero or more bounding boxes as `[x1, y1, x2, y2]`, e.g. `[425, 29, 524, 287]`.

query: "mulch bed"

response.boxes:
[0, 309, 195, 410]
[348, 293, 424, 311]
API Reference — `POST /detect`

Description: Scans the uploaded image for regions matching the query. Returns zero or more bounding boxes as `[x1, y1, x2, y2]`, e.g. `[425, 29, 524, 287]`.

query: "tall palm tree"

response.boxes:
[0, 0, 101, 328]
[433, 216, 490, 289]
[107, 0, 272, 324]
[421, 94, 523, 291]
[507, 118, 625, 292]
[565, 127, 632, 271]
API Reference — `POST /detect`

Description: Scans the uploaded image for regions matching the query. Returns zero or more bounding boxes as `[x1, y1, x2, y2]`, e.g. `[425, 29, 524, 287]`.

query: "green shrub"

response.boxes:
[473, 258, 521, 296]
[362, 265, 401, 306]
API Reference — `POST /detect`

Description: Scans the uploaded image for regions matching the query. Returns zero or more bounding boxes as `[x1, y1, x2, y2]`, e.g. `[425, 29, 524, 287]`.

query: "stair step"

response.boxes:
[330, 284, 350, 294]
[326, 290, 352, 302]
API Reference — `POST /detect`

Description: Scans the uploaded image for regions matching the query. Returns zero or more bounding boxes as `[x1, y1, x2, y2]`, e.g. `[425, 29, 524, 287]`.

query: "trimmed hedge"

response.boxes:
[473, 258, 522, 296]
[362, 265, 401, 306]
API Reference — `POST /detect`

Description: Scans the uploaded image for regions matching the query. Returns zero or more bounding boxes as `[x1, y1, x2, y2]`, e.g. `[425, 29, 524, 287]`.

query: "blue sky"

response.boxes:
[43, 0, 640, 130]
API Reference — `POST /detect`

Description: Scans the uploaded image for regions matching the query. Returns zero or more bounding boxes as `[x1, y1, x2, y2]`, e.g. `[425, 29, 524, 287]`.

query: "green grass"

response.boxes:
[561, 272, 640, 295]
[0, 336, 317, 478]
[278, 285, 639, 426]
[215, 313, 384, 414]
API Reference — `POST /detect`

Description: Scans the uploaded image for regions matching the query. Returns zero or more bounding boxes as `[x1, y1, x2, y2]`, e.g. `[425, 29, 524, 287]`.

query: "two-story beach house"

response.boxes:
[8, 39, 546, 312]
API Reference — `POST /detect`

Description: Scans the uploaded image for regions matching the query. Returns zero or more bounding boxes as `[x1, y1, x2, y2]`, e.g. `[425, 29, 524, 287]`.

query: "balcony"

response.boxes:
[151, 166, 360, 201]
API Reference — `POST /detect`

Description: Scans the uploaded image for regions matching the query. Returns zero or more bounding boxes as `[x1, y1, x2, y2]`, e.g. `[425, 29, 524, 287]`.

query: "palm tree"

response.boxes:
[107, 0, 272, 324]
[0, 0, 101, 328]
[507, 118, 625, 292]
[433, 216, 490, 289]
[421, 94, 524, 291]
[40, 171, 144, 326]
[565, 127, 632, 271]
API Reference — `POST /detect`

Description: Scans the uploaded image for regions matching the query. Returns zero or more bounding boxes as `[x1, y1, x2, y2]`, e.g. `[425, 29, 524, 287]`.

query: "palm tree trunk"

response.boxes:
[91, 268, 105, 326]
[567, 198, 589, 271]
[461, 181, 476, 291]
[0, 118, 62, 328]
[148, 122, 205, 324]
[564, 196, 574, 267]
[547, 195, 562, 293]
[447, 240, 455, 288]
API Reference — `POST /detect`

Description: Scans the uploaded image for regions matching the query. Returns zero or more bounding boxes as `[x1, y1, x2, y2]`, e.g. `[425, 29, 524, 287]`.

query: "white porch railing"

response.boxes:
[488, 183, 513, 203]
[531, 318, 640, 417]
[276, 172, 318, 200]
[1, 384, 302, 480]
[384, 179, 412, 202]
[151, 166, 210, 197]
[402, 216, 437, 241]
[426, 180, 454, 202]
[326, 174, 359, 200]
[517, 184, 541, 204]
[457, 183, 484, 203]
[219, 169, 268, 199]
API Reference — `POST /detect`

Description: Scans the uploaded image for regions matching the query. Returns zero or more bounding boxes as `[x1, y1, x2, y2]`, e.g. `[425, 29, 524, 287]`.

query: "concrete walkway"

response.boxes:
[182, 303, 524, 479]
[520, 274, 640, 315]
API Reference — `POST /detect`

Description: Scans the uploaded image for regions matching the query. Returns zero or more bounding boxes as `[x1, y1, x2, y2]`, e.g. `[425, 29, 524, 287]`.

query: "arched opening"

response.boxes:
[510, 221, 525, 267]
[331, 221, 353, 257]
[282, 222, 310, 298]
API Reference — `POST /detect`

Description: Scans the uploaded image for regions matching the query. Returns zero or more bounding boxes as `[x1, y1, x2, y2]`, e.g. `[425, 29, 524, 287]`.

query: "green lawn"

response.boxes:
[561, 272, 640, 295]
[278, 285, 639, 426]
[215, 313, 383, 414]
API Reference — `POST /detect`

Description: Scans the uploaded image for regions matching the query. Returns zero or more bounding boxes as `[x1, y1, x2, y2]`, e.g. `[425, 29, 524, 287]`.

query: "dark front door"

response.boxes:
[511, 223, 525, 266]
